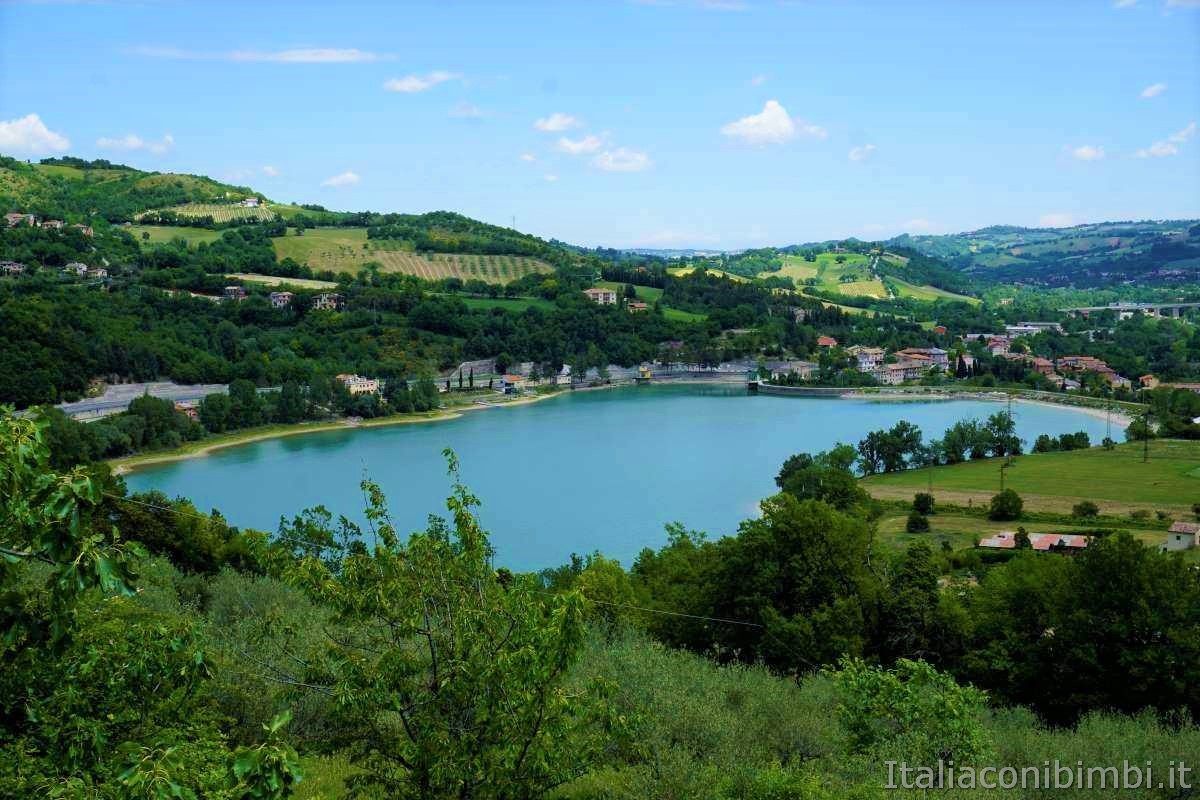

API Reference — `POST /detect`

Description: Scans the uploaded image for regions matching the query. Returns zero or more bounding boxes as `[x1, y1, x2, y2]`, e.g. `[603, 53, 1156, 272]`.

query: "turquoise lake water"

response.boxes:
[123, 386, 1113, 570]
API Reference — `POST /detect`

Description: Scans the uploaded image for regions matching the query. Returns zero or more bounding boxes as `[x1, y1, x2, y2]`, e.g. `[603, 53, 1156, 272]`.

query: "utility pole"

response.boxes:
[1143, 409, 1151, 463]
[1000, 461, 1008, 492]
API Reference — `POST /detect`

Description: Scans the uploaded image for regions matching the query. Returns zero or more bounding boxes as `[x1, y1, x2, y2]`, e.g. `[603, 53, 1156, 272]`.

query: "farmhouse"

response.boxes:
[241, 197, 260, 208]
[499, 374, 526, 394]
[627, 301, 649, 313]
[63, 262, 88, 276]
[223, 286, 247, 302]
[1164, 521, 1200, 551]
[336, 373, 380, 396]
[312, 292, 343, 311]
[0, 261, 26, 275]
[817, 335, 838, 348]
[583, 287, 618, 305]
[269, 291, 294, 309]
[72, 223, 94, 237]
[5, 212, 35, 227]
[39, 219, 64, 230]
[978, 532, 1089, 553]
[86, 267, 108, 279]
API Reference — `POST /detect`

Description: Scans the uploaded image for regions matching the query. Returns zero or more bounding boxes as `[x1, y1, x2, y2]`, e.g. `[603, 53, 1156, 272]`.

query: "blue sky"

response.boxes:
[1, 0, 1197, 249]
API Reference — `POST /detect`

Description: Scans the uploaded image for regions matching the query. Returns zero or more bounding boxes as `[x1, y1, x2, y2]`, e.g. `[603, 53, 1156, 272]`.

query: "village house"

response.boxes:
[627, 301, 649, 313]
[768, 360, 816, 381]
[933, 325, 948, 336]
[312, 292, 344, 311]
[817, 335, 838, 348]
[846, 345, 885, 371]
[0, 260, 26, 276]
[582, 287, 618, 305]
[895, 347, 949, 368]
[269, 291, 294, 309]
[1164, 521, 1200, 551]
[987, 336, 1011, 356]
[978, 532, 1089, 552]
[1139, 374, 1159, 390]
[72, 223, 94, 237]
[174, 401, 199, 421]
[871, 360, 926, 385]
[223, 286, 247, 302]
[86, 267, 108, 279]
[499, 374, 526, 395]
[336, 373, 380, 396]
[241, 197, 260, 208]
[39, 219, 64, 230]
[5, 212, 36, 227]
[63, 262, 89, 276]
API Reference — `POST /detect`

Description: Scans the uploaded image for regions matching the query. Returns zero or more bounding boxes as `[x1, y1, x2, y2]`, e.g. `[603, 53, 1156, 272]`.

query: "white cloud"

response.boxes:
[519, 153, 537, 163]
[1068, 144, 1105, 161]
[449, 102, 486, 119]
[0, 113, 70, 154]
[96, 132, 174, 155]
[1141, 82, 1167, 98]
[543, 174, 559, 182]
[592, 147, 653, 172]
[1039, 213, 1076, 228]
[1135, 121, 1196, 158]
[533, 112, 581, 132]
[128, 46, 388, 63]
[262, 165, 279, 177]
[750, 73, 769, 87]
[848, 144, 876, 162]
[321, 170, 360, 187]
[556, 134, 605, 155]
[383, 71, 459, 93]
[720, 100, 825, 145]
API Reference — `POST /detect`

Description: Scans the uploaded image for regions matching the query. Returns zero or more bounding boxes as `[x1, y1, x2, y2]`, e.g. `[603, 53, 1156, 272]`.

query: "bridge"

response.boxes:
[1060, 302, 1200, 319]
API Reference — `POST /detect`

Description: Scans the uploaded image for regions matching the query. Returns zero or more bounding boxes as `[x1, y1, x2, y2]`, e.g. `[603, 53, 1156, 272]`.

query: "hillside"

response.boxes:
[0, 156, 262, 222]
[891, 219, 1200, 287]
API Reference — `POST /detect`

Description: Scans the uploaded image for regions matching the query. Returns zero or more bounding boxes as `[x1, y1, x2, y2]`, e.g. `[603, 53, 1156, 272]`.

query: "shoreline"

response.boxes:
[108, 380, 1128, 475]
[109, 389, 568, 475]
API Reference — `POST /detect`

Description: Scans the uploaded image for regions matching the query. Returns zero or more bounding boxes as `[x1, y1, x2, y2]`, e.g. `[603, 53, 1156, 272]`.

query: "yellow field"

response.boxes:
[272, 227, 551, 283]
[225, 273, 339, 289]
[835, 279, 888, 298]
[666, 266, 749, 282]
[763, 254, 819, 282]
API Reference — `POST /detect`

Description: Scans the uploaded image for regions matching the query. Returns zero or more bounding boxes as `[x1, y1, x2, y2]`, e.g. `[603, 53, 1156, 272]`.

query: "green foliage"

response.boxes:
[905, 511, 930, 533]
[274, 452, 618, 798]
[988, 488, 1024, 521]
[833, 657, 991, 764]
[1073, 500, 1100, 518]
[228, 712, 303, 800]
[912, 492, 935, 515]
[775, 444, 871, 512]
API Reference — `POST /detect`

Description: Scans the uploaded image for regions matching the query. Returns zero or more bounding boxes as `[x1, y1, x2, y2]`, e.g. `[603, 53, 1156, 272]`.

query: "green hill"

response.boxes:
[0, 155, 263, 223]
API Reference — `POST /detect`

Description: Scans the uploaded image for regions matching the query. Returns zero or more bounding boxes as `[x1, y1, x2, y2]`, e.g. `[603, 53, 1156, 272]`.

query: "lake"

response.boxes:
[124, 386, 1114, 570]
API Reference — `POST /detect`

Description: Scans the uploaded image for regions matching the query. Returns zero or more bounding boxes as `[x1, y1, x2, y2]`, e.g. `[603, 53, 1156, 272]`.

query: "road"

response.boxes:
[57, 382, 229, 421]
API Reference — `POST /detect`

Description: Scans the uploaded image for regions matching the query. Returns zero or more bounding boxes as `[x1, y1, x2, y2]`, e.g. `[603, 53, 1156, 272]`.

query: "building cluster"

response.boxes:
[221, 287, 343, 311]
[5, 211, 93, 236]
[843, 344, 950, 385]
[960, 327, 1130, 390]
[978, 531, 1089, 552]
[64, 262, 107, 280]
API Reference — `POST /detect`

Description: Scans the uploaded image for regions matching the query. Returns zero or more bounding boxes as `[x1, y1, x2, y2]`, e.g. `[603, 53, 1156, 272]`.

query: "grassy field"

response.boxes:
[146, 203, 277, 223]
[884, 276, 980, 305]
[767, 254, 820, 283]
[596, 281, 664, 303]
[272, 227, 552, 284]
[225, 273, 338, 289]
[594, 280, 705, 321]
[875, 512, 1167, 552]
[863, 440, 1200, 516]
[666, 265, 749, 282]
[127, 225, 224, 246]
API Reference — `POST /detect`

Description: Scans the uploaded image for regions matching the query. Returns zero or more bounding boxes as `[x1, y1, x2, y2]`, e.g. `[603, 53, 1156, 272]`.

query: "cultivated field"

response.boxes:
[666, 266, 749, 282]
[874, 512, 1168, 553]
[765, 252, 888, 297]
[885, 276, 980, 305]
[272, 227, 552, 284]
[128, 225, 224, 246]
[862, 440, 1200, 516]
[225, 273, 338, 289]
[145, 203, 277, 223]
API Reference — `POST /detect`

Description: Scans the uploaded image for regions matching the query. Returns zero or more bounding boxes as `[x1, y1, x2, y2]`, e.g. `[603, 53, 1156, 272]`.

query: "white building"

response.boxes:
[583, 287, 618, 305]
[269, 291, 294, 309]
[336, 373, 380, 396]
[1164, 521, 1200, 551]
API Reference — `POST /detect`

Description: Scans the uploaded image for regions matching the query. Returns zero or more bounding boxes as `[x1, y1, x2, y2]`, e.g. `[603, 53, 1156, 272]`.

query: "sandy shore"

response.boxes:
[109, 389, 568, 475]
[847, 389, 1134, 429]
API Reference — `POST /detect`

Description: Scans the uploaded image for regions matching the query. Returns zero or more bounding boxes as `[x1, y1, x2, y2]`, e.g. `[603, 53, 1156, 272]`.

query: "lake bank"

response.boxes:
[121, 386, 1118, 570]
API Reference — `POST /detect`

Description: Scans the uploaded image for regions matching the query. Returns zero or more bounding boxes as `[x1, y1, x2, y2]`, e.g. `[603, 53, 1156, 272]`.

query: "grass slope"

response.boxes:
[884, 275, 980, 305]
[273, 227, 553, 284]
[225, 273, 338, 290]
[127, 225, 224, 246]
[862, 440, 1200, 515]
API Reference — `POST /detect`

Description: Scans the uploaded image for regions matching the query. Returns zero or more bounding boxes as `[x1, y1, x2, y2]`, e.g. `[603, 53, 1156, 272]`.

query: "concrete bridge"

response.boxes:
[1060, 302, 1200, 319]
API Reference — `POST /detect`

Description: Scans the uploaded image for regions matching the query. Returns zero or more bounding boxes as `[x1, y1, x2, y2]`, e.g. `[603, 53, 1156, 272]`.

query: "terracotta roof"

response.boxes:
[1170, 521, 1200, 534]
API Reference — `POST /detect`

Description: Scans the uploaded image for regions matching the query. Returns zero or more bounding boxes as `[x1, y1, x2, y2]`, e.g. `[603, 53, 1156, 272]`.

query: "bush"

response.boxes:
[988, 489, 1024, 521]
[906, 511, 930, 533]
[1072, 500, 1100, 519]
[912, 493, 935, 515]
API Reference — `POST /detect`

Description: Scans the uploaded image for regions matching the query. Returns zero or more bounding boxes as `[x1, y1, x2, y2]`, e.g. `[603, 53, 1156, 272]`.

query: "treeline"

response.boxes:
[549, 441, 1200, 727]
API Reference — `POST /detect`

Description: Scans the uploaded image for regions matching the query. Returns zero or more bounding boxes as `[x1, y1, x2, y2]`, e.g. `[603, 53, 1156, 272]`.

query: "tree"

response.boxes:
[1072, 500, 1100, 519]
[228, 379, 263, 428]
[494, 352, 514, 375]
[276, 453, 616, 797]
[200, 392, 232, 432]
[913, 492, 935, 515]
[988, 488, 1023, 521]
[275, 380, 306, 424]
[776, 444, 870, 512]
[984, 411, 1021, 457]
[906, 511, 930, 533]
